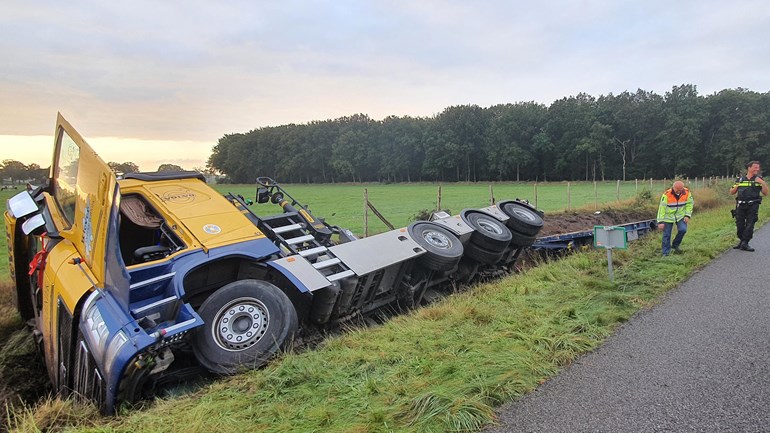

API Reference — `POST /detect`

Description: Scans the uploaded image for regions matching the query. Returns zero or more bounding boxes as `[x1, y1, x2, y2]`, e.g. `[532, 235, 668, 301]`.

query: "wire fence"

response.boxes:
[362, 176, 732, 235]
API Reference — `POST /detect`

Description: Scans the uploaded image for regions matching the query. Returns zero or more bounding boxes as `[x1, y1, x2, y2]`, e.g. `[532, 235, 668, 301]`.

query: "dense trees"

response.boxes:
[108, 161, 140, 175]
[208, 86, 770, 183]
[0, 160, 47, 184]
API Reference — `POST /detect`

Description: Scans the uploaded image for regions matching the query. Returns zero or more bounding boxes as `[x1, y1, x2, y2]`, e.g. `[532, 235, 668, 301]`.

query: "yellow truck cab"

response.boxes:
[5, 115, 544, 414]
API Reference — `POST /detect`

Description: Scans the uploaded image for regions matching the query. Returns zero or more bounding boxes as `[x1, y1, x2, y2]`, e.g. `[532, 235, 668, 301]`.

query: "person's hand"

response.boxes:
[684, 216, 690, 224]
[658, 223, 664, 230]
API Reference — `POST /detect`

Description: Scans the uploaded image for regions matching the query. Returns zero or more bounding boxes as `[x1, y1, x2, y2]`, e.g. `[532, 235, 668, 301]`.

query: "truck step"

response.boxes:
[131, 295, 179, 317]
[326, 269, 355, 282]
[299, 246, 328, 257]
[272, 223, 303, 234]
[313, 257, 341, 269]
[285, 234, 315, 245]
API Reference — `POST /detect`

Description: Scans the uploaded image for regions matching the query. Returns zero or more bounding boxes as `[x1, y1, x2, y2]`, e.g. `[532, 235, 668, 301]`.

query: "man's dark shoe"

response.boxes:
[733, 242, 743, 249]
[673, 248, 683, 254]
[740, 243, 755, 252]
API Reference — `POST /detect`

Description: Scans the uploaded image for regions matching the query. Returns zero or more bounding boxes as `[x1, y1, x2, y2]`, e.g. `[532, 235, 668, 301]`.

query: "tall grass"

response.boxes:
[7, 198, 754, 433]
[0, 180, 741, 432]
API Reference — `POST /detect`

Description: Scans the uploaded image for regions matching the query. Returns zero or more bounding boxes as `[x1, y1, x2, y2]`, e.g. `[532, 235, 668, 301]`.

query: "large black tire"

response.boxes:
[509, 229, 537, 247]
[408, 222, 464, 272]
[192, 279, 298, 375]
[463, 211, 512, 252]
[500, 202, 544, 236]
[464, 242, 505, 265]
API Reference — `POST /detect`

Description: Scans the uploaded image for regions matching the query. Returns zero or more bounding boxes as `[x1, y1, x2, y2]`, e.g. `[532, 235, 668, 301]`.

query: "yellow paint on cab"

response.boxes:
[118, 178, 266, 251]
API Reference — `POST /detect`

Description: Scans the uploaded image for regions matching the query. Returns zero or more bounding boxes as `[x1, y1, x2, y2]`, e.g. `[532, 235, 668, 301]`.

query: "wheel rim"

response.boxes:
[422, 229, 452, 250]
[511, 207, 537, 222]
[476, 217, 504, 235]
[211, 297, 269, 351]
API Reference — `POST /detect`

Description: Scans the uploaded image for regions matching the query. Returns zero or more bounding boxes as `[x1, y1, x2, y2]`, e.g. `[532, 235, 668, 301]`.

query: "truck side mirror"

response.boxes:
[22, 213, 46, 236]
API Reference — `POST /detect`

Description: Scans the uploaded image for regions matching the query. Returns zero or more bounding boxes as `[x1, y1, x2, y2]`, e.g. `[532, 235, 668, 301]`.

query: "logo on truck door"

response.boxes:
[81, 196, 94, 263]
[161, 188, 196, 204]
[203, 224, 221, 234]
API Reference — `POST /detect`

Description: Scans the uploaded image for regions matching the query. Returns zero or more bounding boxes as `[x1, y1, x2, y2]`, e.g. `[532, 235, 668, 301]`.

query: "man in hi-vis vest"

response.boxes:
[657, 180, 693, 256]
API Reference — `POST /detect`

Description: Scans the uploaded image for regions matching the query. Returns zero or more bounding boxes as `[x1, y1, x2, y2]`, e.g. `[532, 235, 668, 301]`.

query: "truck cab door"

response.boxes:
[51, 113, 120, 285]
[47, 115, 130, 384]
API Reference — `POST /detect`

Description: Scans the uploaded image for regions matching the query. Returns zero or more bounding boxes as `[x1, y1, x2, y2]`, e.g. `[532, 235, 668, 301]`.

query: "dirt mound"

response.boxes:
[539, 208, 656, 237]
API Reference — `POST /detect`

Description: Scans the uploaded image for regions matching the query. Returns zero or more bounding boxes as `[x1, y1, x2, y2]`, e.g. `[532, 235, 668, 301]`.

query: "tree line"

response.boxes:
[207, 85, 770, 184]
[0, 161, 194, 185]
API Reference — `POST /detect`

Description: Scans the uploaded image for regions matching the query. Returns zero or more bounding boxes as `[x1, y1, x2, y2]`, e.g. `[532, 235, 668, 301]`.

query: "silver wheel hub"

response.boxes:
[423, 230, 452, 249]
[477, 218, 503, 235]
[512, 208, 536, 221]
[212, 297, 269, 351]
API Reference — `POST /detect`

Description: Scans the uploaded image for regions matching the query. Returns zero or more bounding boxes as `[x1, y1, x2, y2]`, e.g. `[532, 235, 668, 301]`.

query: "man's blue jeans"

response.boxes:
[661, 220, 688, 256]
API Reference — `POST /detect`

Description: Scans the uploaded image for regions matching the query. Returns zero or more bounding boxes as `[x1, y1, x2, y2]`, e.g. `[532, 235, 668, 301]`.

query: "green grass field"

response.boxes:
[215, 179, 681, 235]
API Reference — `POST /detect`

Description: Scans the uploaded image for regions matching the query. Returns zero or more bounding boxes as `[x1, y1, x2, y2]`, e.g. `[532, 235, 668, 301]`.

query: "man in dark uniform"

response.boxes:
[729, 161, 768, 251]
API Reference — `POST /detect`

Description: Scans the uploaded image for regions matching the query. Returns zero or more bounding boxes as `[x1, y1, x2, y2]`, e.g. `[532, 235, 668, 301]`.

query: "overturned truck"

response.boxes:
[4, 114, 544, 414]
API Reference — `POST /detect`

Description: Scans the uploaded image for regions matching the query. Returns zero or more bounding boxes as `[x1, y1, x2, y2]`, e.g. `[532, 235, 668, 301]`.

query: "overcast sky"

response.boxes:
[2, 0, 769, 171]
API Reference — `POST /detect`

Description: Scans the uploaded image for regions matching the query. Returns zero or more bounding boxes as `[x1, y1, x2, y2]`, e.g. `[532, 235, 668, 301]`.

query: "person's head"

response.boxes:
[672, 180, 685, 194]
[747, 161, 761, 177]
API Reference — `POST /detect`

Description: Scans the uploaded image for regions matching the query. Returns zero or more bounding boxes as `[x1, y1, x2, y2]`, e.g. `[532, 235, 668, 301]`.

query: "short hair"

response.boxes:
[747, 160, 760, 168]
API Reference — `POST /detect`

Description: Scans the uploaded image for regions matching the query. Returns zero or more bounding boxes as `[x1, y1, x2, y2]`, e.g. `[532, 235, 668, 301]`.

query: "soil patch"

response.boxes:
[539, 208, 655, 237]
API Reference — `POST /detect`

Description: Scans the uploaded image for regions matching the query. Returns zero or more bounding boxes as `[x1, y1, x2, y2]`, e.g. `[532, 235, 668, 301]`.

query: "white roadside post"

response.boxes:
[594, 226, 628, 283]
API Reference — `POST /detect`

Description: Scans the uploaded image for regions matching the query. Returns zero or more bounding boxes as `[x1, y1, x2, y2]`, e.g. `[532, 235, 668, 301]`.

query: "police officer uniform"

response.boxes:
[733, 174, 764, 251]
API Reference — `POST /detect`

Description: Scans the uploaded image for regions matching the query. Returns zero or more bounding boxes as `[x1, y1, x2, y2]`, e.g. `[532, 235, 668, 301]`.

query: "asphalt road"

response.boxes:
[485, 226, 770, 433]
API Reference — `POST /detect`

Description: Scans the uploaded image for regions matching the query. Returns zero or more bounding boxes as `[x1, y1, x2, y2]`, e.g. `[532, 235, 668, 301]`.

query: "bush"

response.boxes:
[410, 209, 452, 222]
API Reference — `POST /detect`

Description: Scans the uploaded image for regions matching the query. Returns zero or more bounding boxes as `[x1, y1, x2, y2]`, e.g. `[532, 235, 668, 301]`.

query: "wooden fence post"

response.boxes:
[489, 184, 495, 205]
[534, 183, 538, 208]
[616, 180, 620, 201]
[594, 181, 598, 210]
[364, 188, 369, 237]
[567, 182, 571, 211]
[437, 185, 442, 212]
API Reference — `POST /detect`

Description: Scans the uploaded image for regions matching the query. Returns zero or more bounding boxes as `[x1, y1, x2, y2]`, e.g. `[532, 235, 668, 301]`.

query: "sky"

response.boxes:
[2, 0, 769, 171]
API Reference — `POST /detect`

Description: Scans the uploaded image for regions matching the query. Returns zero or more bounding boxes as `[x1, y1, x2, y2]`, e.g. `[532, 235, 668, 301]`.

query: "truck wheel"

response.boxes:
[464, 242, 505, 265]
[500, 202, 543, 236]
[192, 279, 298, 375]
[509, 229, 536, 247]
[463, 211, 512, 252]
[408, 222, 464, 272]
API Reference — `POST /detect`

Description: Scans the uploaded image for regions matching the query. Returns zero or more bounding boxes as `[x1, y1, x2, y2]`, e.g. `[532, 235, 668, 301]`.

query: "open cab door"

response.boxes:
[51, 113, 129, 304]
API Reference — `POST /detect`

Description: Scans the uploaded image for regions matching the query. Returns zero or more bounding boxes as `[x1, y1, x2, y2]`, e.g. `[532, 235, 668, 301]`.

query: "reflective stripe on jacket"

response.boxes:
[656, 188, 693, 223]
[733, 175, 764, 202]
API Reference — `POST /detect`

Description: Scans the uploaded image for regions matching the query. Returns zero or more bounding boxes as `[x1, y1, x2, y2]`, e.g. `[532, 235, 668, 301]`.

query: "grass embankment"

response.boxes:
[6, 186, 756, 433]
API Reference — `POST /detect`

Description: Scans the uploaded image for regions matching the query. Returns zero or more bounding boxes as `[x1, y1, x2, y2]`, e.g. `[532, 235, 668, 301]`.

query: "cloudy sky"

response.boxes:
[2, 0, 769, 171]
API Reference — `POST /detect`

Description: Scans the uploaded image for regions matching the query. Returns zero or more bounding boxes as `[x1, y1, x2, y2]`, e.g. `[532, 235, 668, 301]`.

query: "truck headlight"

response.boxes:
[83, 293, 129, 378]
[84, 300, 109, 357]
[104, 330, 128, 378]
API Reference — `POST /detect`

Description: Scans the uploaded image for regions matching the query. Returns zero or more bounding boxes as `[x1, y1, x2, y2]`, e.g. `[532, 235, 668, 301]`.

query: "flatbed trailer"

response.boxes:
[532, 219, 657, 252]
